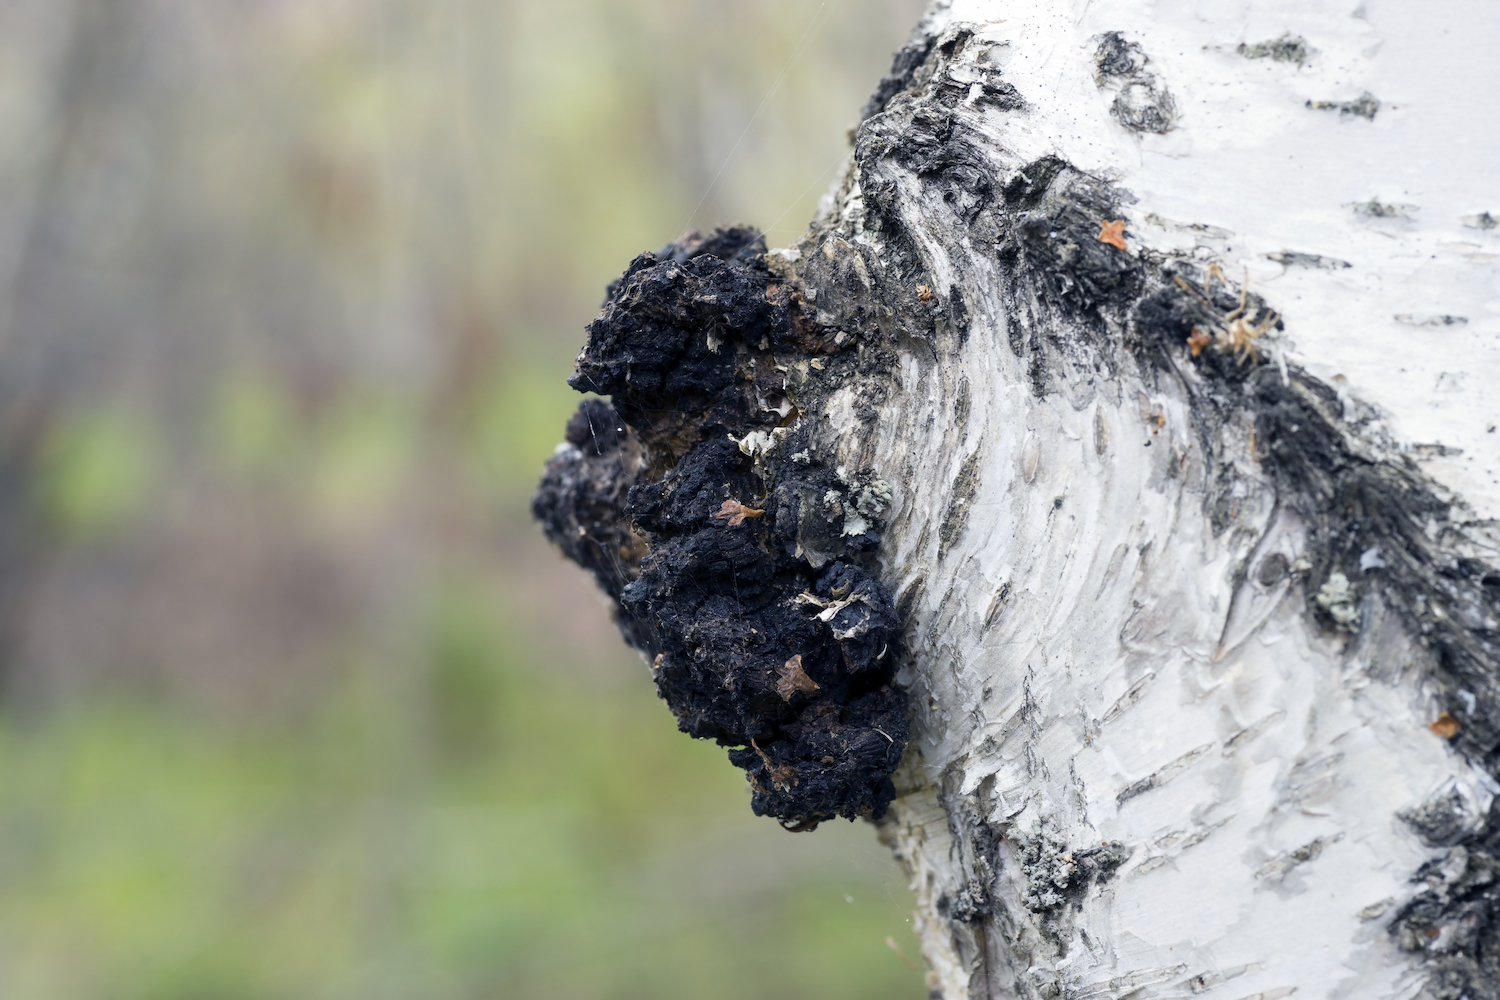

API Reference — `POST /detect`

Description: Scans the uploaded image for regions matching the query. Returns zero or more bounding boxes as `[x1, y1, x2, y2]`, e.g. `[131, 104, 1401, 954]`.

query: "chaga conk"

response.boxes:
[533, 226, 907, 831]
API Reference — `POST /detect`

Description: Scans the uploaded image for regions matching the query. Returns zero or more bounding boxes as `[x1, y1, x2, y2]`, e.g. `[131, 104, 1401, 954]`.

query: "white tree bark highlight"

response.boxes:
[934, 0, 1500, 518]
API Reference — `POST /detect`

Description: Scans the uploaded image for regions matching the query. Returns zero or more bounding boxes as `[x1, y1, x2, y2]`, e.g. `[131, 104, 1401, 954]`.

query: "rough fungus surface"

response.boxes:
[533, 226, 908, 831]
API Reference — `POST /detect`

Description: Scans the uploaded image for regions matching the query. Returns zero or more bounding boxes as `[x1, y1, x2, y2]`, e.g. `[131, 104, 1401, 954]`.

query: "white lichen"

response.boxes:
[1014, 827, 1077, 911]
[834, 466, 892, 536]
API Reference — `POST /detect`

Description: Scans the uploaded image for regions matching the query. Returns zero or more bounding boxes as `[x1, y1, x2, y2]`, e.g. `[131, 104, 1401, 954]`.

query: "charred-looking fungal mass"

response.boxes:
[533, 226, 907, 831]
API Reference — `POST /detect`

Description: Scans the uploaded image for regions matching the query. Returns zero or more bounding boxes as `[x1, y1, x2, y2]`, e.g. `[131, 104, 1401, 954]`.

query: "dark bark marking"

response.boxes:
[1238, 34, 1310, 66]
[1267, 250, 1353, 270]
[940, 449, 983, 555]
[1093, 32, 1177, 134]
[1307, 91, 1381, 119]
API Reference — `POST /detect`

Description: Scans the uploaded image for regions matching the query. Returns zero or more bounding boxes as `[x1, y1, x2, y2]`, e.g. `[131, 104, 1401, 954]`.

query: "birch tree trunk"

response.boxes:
[537, 1, 1500, 998]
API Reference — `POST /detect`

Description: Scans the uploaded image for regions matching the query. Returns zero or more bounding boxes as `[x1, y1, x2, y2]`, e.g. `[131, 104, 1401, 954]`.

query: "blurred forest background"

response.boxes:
[0, 0, 929, 997]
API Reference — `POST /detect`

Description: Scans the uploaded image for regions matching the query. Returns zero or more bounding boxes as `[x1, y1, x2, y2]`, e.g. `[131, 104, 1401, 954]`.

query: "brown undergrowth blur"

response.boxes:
[0, 0, 927, 997]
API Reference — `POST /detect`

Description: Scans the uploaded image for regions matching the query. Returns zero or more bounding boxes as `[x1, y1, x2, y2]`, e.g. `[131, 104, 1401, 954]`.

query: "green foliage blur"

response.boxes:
[0, 0, 928, 997]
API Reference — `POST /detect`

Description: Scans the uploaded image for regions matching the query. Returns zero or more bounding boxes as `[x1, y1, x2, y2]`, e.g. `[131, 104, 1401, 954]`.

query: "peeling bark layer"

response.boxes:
[537, 1, 1500, 997]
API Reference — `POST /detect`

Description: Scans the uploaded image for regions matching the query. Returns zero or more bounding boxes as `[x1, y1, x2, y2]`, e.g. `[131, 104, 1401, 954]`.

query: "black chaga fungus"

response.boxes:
[533, 226, 908, 831]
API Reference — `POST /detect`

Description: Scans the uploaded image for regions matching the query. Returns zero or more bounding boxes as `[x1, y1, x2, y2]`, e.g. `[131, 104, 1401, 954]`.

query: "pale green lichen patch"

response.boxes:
[1315, 572, 1361, 631]
[837, 467, 893, 536]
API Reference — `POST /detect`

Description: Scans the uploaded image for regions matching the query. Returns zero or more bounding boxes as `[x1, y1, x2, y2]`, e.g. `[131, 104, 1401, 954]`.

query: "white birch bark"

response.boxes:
[782, 2, 1500, 997]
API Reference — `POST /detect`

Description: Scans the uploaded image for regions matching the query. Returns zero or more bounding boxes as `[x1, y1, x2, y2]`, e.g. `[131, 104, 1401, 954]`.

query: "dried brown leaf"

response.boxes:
[714, 498, 764, 527]
[775, 654, 821, 701]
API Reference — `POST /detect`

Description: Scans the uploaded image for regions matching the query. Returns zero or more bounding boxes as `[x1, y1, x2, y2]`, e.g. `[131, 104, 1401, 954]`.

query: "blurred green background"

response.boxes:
[0, 0, 928, 997]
